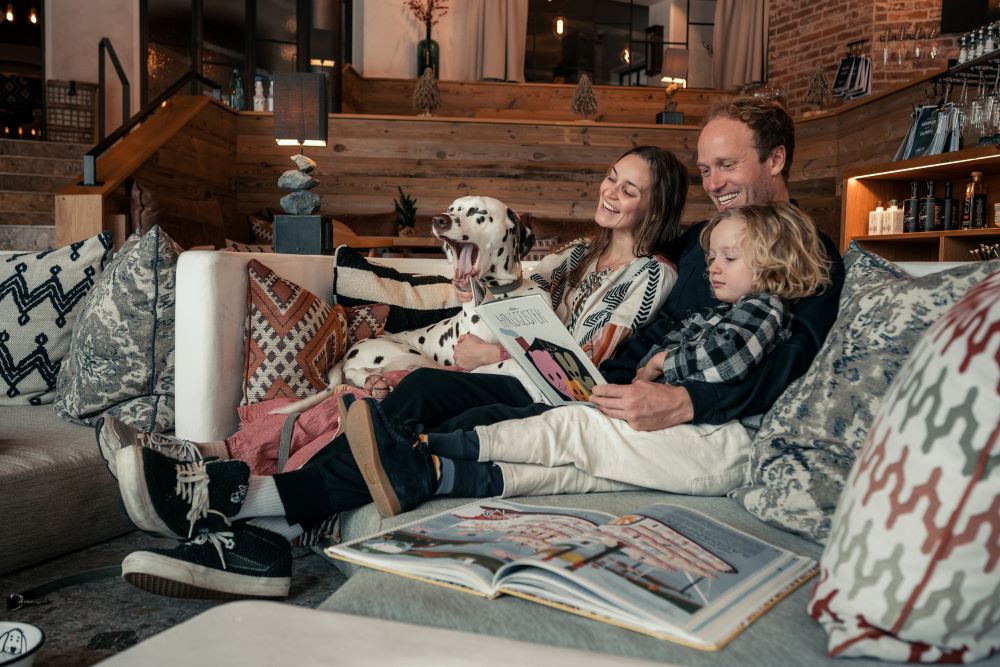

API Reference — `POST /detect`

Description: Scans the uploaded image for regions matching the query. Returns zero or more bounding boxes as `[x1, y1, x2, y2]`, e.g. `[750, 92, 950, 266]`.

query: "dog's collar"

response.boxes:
[487, 276, 524, 296]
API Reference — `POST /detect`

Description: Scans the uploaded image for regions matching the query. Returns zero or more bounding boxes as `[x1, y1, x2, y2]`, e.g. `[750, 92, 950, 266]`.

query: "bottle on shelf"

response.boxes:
[959, 34, 969, 63]
[920, 180, 942, 232]
[885, 199, 904, 234]
[903, 181, 920, 233]
[229, 67, 245, 110]
[976, 27, 986, 58]
[252, 76, 266, 112]
[267, 78, 274, 112]
[964, 171, 988, 229]
[942, 181, 958, 230]
[868, 201, 884, 236]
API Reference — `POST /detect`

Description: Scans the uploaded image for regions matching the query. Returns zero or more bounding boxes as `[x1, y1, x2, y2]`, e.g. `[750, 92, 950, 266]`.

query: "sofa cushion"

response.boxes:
[837, 241, 909, 306]
[333, 245, 459, 332]
[249, 211, 274, 244]
[809, 269, 1000, 663]
[130, 181, 227, 250]
[0, 232, 114, 406]
[55, 226, 177, 432]
[732, 251, 1000, 544]
[344, 303, 389, 347]
[242, 259, 347, 405]
[0, 406, 132, 576]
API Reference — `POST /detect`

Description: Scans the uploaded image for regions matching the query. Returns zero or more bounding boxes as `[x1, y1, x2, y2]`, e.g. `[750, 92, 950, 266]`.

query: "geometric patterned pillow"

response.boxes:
[241, 259, 347, 406]
[523, 235, 560, 263]
[333, 245, 459, 333]
[809, 269, 1000, 663]
[224, 238, 274, 253]
[344, 303, 389, 347]
[249, 211, 273, 244]
[0, 231, 113, 405]
[54, 226, 177, 432]
[731, 257, 1000, 544]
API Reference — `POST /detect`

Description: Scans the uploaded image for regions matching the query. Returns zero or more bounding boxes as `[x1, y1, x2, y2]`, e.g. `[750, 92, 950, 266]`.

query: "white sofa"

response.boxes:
[171, 250, 994, 667]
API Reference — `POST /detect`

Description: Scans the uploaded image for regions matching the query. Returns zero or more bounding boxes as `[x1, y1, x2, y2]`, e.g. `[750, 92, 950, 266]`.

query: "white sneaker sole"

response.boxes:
[122, 551, 290, 599]
[117, 445, 185, 540]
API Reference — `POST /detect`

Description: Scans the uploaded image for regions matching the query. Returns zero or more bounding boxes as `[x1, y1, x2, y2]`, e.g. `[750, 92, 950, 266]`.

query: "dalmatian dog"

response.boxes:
[275, 196, 538, 414]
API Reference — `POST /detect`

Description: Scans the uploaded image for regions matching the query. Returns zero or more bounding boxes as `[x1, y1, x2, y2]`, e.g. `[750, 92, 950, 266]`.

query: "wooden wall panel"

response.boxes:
[341, 66, 730, 126]
[237, 114, 708, 225]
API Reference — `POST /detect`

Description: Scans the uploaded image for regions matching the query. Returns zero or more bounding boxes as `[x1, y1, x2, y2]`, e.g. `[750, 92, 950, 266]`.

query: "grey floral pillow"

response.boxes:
[730, 251, 1000, 544]
[55, 226, 177, 432]
[837, 241, 909, 307]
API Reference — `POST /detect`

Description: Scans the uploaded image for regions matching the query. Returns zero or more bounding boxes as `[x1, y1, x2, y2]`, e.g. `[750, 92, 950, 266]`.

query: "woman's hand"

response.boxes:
[632, 351, 666, 383]
[453, 333, 504, 370]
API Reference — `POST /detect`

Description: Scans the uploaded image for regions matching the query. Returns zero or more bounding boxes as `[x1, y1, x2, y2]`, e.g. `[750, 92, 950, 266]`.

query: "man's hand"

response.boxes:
[590, 381, 694, 431]
[454, 333, 503, 370]
[633, 351, 666, 383]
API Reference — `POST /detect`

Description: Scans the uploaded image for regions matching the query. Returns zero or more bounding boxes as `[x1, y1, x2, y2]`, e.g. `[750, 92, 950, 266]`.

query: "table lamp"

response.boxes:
[656, 47, 688, 125]
[272, 72, 330, 254]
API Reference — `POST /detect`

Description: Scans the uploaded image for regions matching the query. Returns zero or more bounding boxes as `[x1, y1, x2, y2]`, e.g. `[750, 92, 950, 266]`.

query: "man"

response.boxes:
[111, 97, 845, 599]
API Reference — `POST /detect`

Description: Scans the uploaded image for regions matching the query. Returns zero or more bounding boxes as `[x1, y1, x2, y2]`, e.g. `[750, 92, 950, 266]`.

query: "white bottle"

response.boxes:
[266, 79, 274, 112]
[868, 201, 885, 235]
[885, 200, 904, 234]
[253, 79, 266, 112]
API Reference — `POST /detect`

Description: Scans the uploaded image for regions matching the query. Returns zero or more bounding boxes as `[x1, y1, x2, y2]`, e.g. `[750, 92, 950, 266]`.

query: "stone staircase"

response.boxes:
[0, 138, 88, 251]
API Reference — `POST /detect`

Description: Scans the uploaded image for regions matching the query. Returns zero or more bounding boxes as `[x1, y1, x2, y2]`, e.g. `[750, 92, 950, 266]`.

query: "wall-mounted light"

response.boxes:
[619, 47, 631, 65]
[553, 16, 567, 39]
[29, 7, 37, 23]
[5, 4, 13, 21]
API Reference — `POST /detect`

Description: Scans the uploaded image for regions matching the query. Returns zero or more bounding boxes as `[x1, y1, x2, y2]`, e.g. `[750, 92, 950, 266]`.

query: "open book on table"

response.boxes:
[470, 283, 605, 405]
[324, 499, 817, 651]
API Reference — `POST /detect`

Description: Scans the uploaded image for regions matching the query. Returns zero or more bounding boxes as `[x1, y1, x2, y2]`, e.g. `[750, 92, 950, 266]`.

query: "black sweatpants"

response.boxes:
[271, 368, 553, 528]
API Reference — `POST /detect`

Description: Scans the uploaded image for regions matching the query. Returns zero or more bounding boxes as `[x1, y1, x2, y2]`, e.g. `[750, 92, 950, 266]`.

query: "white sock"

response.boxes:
[249, 517, 304, 542]
[234, 476, 286, 519]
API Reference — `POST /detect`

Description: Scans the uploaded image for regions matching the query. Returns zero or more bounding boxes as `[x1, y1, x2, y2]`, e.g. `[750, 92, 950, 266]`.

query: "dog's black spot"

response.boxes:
[408, 349, 420, 355]
[418, 336, 425, 344]
[457, 206, 463, 211]
[444, 359, 452, 366]
[486, 277, 498, 286]
[426, 326, 434, 332]
[489, 216, 493, 222]
[489, 263, 496, 273]
[433, 353, 438, 361]
[503, 256, 511, 272]
[373, 355, 384, 365]
[347, 349, 359, 359]
[471, 314, 480, 324]
[448, 206, 454, 212]
[497, 362, 504, 368]
[454, 322, 461, 335]
[462, 235, 469, 240]
[465, 207, 481, 218]
[497, 247, 504, 257]
[502, 228, 510, 242]
[476, 216, 485, 224]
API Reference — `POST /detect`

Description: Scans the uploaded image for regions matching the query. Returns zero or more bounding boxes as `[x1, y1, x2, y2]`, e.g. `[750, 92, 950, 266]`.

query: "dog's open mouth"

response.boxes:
[444, 239, 480, 291]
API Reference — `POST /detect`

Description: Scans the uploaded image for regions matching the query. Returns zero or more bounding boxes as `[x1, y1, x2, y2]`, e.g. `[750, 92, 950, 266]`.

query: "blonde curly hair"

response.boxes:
[700, 202, 832, 301]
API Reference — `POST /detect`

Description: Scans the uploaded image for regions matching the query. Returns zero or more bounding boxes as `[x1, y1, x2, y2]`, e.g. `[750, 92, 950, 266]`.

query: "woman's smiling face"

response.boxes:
[594, 154, 652, 233]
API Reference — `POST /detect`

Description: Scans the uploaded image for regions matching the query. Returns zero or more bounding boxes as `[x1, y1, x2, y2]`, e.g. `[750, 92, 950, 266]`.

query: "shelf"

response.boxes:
[842, 146, 1000, 261]
[933, 49, 1000, 85]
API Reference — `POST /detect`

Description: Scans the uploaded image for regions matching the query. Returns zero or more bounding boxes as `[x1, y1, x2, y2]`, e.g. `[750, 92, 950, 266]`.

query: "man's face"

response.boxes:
[697, 117, 783, 211]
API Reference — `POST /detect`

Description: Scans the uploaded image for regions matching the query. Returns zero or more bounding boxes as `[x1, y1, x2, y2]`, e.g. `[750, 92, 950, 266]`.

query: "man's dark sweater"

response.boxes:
[600, 221, 846, 425]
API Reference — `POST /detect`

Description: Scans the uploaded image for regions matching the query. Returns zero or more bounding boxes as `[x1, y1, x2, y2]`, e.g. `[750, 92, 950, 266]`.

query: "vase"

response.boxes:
[417, 38, 439, 79]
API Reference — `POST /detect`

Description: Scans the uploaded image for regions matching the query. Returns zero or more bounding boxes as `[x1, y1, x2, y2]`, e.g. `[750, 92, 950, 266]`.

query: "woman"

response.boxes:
[105, 145, 690, 600]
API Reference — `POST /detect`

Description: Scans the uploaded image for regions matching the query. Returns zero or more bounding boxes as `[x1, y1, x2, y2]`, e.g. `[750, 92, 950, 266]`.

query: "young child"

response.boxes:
[344, 201, 834, 517]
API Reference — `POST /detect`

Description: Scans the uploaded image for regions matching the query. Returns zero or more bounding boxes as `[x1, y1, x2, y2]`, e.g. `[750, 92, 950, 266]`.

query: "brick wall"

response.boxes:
[768, 0, 960, 116]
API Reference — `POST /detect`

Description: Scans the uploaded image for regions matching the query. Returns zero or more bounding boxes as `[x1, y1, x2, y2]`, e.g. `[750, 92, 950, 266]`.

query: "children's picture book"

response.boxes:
[472, 289, 605, 405]
[325, 499, 818, 651]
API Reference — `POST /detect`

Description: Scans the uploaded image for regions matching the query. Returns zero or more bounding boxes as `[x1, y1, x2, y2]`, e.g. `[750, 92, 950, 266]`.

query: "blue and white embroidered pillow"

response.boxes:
[55, 226, 177, 432]
[731, 252, 1000, 544]
[0, 232, 113, 405]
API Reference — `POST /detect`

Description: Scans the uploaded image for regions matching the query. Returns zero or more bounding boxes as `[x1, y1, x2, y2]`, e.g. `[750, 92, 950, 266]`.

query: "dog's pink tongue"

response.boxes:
[458, 243, 476, 279]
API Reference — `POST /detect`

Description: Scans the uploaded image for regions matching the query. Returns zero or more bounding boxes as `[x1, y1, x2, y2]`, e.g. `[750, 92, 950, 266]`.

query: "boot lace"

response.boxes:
[189, 531, 236, 569]
[175, 460, 231, 537]
[145, 433, 203, 462]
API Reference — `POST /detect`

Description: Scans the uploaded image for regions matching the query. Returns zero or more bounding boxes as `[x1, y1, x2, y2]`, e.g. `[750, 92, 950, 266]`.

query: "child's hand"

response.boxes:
[633, 352, 666, 383]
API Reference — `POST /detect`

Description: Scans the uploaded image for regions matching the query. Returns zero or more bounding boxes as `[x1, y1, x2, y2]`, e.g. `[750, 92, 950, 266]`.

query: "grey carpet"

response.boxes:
[0, 531, 346, 666]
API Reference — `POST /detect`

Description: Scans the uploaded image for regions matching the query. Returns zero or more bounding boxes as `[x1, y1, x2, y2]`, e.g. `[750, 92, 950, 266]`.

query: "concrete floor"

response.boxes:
[0, 531, 346, 666]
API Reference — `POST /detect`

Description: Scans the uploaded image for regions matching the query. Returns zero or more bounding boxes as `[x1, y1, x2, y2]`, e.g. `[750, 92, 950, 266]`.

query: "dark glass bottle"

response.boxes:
[903, 181, 920, 233]
[919, 180, 942, 232]
[942, 181, 958, 230]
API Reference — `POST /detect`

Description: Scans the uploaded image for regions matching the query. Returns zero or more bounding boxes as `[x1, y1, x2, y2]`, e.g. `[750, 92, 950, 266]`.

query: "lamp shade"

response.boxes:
[273, 72, 327, 147]
[661, 47, 688, 83]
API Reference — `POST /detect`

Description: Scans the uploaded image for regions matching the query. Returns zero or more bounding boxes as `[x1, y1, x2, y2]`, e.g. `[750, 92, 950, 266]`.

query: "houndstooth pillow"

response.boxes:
[55, 226, 177, 431]
[809, 269, 1000, 662]
[0, 231, 113, 405]
[242, 259, 347, 405]
[731, 249, 1000, 544]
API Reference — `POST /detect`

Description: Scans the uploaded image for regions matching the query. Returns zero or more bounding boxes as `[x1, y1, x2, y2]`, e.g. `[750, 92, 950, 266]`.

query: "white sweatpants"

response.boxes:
[475, 405, 751, 498]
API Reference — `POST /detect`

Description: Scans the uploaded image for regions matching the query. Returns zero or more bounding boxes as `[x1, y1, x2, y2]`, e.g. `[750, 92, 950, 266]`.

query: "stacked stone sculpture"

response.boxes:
[278, 153, 321, 215]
